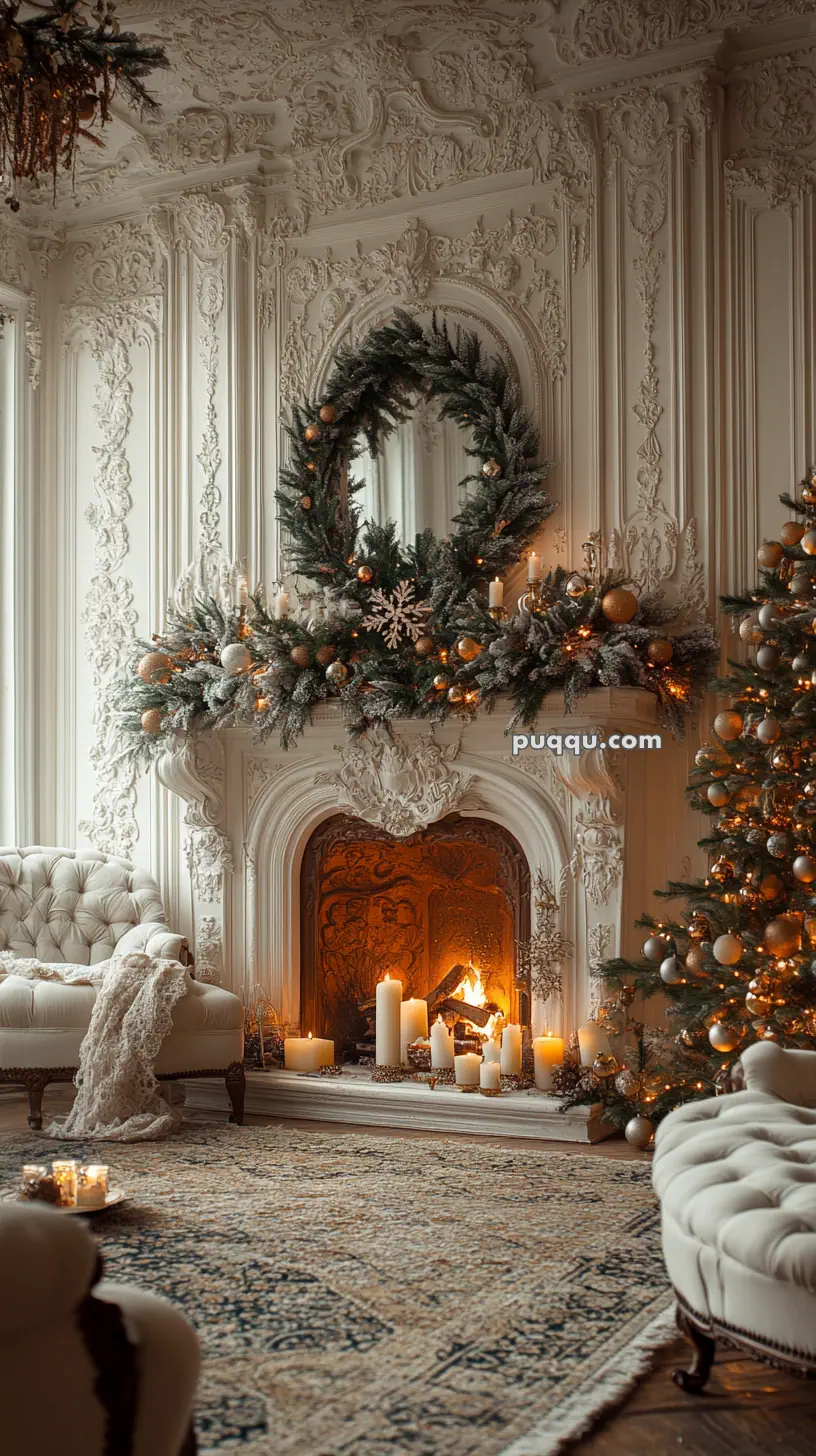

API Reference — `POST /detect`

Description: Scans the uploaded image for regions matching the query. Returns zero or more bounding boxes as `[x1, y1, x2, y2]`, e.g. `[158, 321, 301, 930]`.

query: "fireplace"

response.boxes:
[300, 814, 531, 1051]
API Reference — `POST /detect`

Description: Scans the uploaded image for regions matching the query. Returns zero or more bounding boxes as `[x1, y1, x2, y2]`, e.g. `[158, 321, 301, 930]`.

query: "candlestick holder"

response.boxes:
[488, 605, 506, 623]
[372, 1064, 405, 1083]
[479, 1087, 503, 1097]
[456, 1082, 480, 1093]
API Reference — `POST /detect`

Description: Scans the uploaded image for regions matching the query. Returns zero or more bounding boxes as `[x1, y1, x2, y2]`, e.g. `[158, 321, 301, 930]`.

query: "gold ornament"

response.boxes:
[760, 872, 785, 899]
[565, 573, 588, 598]
[300, 495, 312, 509]
[709, 856, 735, 883]
[764, 915, 802, 957]
[305, 461, 316, 472]
[707, 783, 731, 807]
[289, 645, 311, 669]
[593, 1053, 619, 1079]
[456, 636, 481, 662]
[708, 1022, 740, 1053]
[414, 636, 435, 658]
[789, 571, 813, 599]
[433, 673, 450, 691]
[647, 637, 673, 665]
[624, 1115, 654, 1150]
[713, 933, 743, 966]
[304, 423, 321, 443]
[780, 520, 805, 545]
[447, 685, 465, 705]
[136, 651, 172, 685]
[356, 565, 374, 583]
[757, 541, 784, 569]
[794, 853, 816, 883]
[315, 645, 336, 667]
[803, 484, 816, 506]
[601, 587, 638, 623]
[746, 989, 772, 1017]
[319, 403, 336, 424]
[619, 984, 637, 1005]
[803, 530, 816, 556]
[482, 458, 502, 477]
[325, 660, 350, 686]
[685, 943, 711, 974]
[140, 708, 163, 735]
[739, 614, 763, 644]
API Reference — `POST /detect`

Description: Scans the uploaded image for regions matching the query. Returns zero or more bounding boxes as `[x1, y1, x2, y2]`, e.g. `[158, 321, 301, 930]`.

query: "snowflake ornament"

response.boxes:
[361, 579, 431, 650]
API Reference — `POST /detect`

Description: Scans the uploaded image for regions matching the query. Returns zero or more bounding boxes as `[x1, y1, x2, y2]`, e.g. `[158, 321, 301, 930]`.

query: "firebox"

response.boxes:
[300, 814, 531, 1050]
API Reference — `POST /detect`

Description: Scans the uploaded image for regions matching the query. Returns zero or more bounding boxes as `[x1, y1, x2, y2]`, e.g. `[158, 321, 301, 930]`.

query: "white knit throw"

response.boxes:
[0, 951, 190, 1141]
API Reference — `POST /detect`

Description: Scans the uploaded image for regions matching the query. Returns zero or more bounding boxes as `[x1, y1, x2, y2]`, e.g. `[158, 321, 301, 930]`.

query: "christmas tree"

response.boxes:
[588, 470, 816, 1140]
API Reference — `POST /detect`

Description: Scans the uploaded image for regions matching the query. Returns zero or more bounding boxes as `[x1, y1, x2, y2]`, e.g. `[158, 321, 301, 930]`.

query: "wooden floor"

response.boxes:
[3, 1087, 815, 1454]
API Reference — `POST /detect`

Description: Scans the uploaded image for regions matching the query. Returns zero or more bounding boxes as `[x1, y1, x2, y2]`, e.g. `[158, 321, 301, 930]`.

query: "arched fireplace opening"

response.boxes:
[300, 814, 531, 1054]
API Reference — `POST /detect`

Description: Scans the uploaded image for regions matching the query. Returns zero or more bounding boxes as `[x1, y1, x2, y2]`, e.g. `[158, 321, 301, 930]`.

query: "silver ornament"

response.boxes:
[660, 955, 685, 985]
[643, 935, 670, 963]
[757, 603, 779, 630]
[565, 573, 588, 598]
[625, 1115, 655, 1150]
[615, 1069, 640, 1098]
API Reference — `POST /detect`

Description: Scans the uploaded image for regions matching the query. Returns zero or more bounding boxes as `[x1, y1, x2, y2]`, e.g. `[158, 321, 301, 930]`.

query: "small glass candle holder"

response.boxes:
[76, 1165, 109, 1209]
[19, 1165, 58, 1203]
[51, 1159, 79, 1207]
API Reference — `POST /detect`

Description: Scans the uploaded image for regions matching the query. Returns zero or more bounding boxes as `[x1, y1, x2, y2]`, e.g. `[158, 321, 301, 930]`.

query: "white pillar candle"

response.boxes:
[480, 1060, 501, 1091]
[489, 577, 504, 608]
[482, 1038, 501, 1063]
[527, 551, 539, 582]
[430, 1014, 454, 1069]
[500, 1023, 523, 1075]
[274, 590, 290, 619]
[577, 1020, 611, 1067]
[312, 1037, 335, 1067]
[284, 1033, 323, 1072]
[400, 998, 429, 1066]
[234, 571, 249, 608]
[533, 1035, 565, 1091]
[454, 1052, 482, 1086]
[376, 974, 402, 1066]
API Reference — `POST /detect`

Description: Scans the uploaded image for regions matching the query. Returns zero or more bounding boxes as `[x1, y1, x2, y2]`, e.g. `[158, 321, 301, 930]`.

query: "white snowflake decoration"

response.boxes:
[361, 580, 431, 650]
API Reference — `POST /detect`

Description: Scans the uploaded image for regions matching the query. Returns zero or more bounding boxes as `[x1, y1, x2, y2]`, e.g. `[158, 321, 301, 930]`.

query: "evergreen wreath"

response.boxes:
[113, 312, 717, 758]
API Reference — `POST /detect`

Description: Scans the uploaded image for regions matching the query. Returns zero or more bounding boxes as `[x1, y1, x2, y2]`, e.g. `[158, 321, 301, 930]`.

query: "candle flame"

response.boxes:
[450, 964, 503, 1042]
[307, 1032, 313, 1040]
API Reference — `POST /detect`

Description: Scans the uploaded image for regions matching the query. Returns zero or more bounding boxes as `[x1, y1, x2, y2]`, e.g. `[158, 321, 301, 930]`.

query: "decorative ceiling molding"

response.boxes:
[554, 0, 814, 66]
[725, 50, 816, 208]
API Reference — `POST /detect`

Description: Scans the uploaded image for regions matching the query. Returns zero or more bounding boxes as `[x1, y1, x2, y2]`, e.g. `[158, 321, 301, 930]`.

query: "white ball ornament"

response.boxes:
[659, 955, 685, 985]
[713, 710, 743, 741]
[643, 935, 670, 963]
[220, 643, 252, 676]
[625, 1115, 654, 1150]
[713, 933, 743, 966]
[755, 715, 781, 745]
[708, 1023, 740, 1053]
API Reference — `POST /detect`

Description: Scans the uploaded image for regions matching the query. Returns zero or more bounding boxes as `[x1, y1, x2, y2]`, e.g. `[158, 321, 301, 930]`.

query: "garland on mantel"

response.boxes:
[112, 313, 718, 758]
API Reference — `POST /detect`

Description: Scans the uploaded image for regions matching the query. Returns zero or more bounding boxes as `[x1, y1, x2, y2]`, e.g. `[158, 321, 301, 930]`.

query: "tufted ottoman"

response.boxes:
[0, 847, 245, 1128]
[653, 1040, 816, 1391]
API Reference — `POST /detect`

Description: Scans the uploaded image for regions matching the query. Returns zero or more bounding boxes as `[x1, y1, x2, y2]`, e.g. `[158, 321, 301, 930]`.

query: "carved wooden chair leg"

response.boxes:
[25, 1072, 48, 1131]
[225, 1062, 246, 1125]
[672, 1304, 716, 1393]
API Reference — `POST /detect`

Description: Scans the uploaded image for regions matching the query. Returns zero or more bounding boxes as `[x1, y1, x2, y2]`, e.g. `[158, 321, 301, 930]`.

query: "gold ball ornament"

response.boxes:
[709, 856, 735, 883]
[714, 709, 743, 741]
[456, 636, 481, 662]
[780, 520, 805, 545]
[760, 872, 785, 899]
[739, 613, 763, 644]
[707, 783, 731, 807]
[565, 573, 588, 598]
[764, 915, 802, 957]
[140, 708, 164, 736]
[713, 933, 744, 966]
[601, 587, 638, 623]
[757, 541, 784, 569]
[685, 943, 712, 974]
[447, 685, 465, 705]
[318, 403, 336, 424]
[482, 458, 502, 478]
[647, 637, 673, 666]
[618, 984, 637, 1006]
[624, 1115, 654, 1150]
[414, 636, 435, 658]
[433, 673, 450, 691]
[303, 422, 321, 443]
[793, 853, 816, 883]
[356, 565, 374, 584]
[709, 1022, 740, 1053]
[289, 645, 311, 669]
[136, 651, 172, 685]
[315, 645, 336, 667]
[615, 1068, 642, 1098]
[325, 660, 350, 686]
[802, 530, 816, 556]
[593, 1053, 619, 1079]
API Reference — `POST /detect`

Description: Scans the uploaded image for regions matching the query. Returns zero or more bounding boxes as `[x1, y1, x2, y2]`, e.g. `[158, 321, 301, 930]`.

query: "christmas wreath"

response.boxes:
[113, 312, 718, 755]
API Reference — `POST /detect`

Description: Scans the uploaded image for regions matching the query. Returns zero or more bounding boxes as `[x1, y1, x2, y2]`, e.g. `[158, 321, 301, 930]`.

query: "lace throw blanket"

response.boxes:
[0, 951, 190, 1141]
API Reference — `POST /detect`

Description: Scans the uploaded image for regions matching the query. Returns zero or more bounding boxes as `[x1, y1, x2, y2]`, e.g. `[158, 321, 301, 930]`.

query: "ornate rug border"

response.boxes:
[496, 1304, 676, 1456]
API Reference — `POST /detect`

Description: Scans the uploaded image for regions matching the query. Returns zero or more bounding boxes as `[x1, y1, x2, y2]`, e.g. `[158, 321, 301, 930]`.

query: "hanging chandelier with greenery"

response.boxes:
[0, 0, 168, 210]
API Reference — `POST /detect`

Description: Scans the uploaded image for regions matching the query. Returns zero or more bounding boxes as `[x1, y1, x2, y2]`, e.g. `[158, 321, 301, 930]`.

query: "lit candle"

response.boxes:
[430, 1014, 454, 1069]
[275, 589, 290, 619]
[454, 1052, 482, 1087]
[500, 1023, 523, 1075]
[527, 552, 539, 582]
[284, 1032, 323, 1072]
[76, 1165, 109, 1209]
[312, 1037, 335, 1067]
[577, 1020, 611, 1067]
[482, 1038, 501, 1063]
[400, 998, 429, 1066]
[489, 577, 504, 608]
[480, 1060, 501, 1091]
[533, 1034, 565, 1091]
[234, 570, 249, 609]
[376, 974, 403, 1066]
[51, 1160, 79, 1208]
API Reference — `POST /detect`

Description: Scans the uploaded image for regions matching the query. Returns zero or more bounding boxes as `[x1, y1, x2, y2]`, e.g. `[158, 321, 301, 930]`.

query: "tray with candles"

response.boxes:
[10, 1161, 125, 1214]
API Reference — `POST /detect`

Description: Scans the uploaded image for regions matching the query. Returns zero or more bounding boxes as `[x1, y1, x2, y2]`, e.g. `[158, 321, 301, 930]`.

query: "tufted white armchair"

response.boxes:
[0, 847, 244, 1128]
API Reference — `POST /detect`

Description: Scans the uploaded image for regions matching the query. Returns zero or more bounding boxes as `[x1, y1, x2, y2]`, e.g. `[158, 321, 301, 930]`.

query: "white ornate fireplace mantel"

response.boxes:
[156, 687, 667, 1038]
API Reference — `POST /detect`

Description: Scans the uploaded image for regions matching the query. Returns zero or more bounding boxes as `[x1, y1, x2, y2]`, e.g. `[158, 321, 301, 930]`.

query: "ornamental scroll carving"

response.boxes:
[155, 736, 234, 903]
[316, 728, 483, 839]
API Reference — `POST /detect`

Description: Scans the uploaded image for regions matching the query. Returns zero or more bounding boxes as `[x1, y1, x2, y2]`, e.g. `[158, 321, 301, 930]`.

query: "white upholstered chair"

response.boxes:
[0, 847, 244, 1128]
[653, 1040, 816, 1391]
[0, 1201, 199, 1456]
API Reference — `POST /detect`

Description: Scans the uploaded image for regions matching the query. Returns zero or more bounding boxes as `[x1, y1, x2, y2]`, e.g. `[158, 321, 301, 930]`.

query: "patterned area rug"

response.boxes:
[0, 1124, 673, 1455]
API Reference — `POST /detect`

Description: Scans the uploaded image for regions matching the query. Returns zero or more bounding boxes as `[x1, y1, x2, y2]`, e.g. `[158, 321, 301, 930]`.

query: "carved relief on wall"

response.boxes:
[316, 728, 484, 839]
[726, 52, 816, 209]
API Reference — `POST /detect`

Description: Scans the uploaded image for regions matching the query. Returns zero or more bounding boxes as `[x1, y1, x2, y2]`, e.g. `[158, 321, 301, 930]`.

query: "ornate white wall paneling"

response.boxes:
[3, 1, 814, 992]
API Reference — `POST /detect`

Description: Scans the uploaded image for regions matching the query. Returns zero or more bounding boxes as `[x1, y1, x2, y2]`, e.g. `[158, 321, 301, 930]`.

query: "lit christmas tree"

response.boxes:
[590, 470, 816, 1142]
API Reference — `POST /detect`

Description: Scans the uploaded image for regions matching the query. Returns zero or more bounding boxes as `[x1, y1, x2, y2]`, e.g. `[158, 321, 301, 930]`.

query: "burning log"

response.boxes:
[423, 964, 468, 1006]
[434, 996, 493, 1028]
